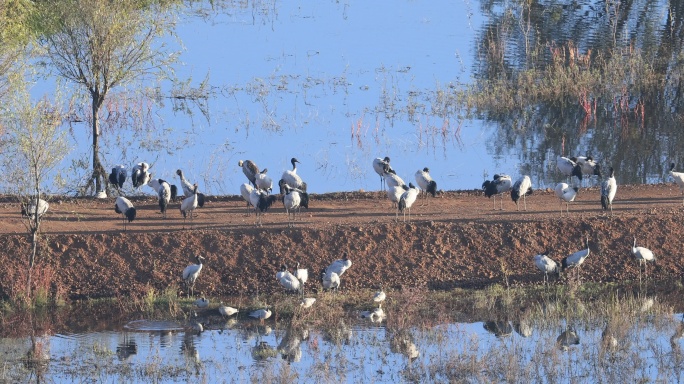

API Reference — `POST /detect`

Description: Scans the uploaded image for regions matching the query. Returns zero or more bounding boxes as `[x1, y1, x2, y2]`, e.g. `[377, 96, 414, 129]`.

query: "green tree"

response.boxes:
[0, 0, 33, 101]
[36, 0, 179, 195]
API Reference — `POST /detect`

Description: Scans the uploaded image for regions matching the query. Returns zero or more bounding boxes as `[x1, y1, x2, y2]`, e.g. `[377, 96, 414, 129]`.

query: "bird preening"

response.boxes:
[177, 169, 205, 208]
[510, 175, 533, 211]
[482, 174, 512, 210]
[415, 167, 437, 198]
[373, 156, 393, 191]
[114, 196, 136, 231]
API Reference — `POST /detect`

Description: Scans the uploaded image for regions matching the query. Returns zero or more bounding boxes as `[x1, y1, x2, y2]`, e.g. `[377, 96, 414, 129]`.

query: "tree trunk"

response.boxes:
[91, 90, 106, 193]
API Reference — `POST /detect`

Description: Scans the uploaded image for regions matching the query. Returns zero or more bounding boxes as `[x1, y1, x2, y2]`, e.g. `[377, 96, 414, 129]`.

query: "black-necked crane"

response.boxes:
[561, 236, 590, 283]
[556, 156, 583, 183]
[373, 156, 393, 191]
[238, 160, 260, 187]
[148, 178, 173, 219]
[109, 165, 126, 191]
[320, 268, 340, 291]
[277, 265, 301, 292]
[114, 196, 136, 231]
[22, 198, 49, 221]
[482, 174, 512, 210]
[398, 182, 419, 222]
[387, 184, 408, 209]
[281, 157, 306, 191]
[601, 167, 617, 215]
[575, 155, 602, 186]
[255, 168, 273, 193]
[383, 168, 405, 190]
[326, 252, 352, 277]
[249, 188, 277, 227]
[295, 262, 308, 289]
[283, 184, 302, 227]
[555, 182, 579, 216]
[180, 183, 199, 229]
[533, 252, 559, 285]
[240, 183, 255, 216]
[415, 167, 438, 199]
[511, 175, 533, 211]
[632, 237, 655, 283]
[669, 163, 684, 205]
[182, 255, 204, 297]
[131, 162, 151, 188]
[176, 169, 205, 208]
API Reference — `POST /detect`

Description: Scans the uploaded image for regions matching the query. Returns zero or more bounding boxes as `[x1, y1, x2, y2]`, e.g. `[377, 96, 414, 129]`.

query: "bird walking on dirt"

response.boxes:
[533, 252, 559, 285]
[511, 175, 533, 211]
[601, 167, 617, 215]
[669, 163, 684, 205]
[482, 174, 512, 210]
[561, 236, 590, 283]
[114, 196, 136, 232]
[283, 184, 303, 227]
[555, 182, 578, 216]
[182, 255, 205, 297]
[398, 183, 419, 222]
[180, 183, 199, 229]
[176, 169, 205, 207]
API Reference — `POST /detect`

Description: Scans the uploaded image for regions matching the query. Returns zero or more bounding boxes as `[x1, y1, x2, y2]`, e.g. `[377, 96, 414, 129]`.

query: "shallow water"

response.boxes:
[3, 301, 683, 383]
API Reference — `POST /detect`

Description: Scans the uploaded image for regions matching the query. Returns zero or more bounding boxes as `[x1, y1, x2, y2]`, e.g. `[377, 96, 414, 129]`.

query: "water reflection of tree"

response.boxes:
[471, 0, 684, 186]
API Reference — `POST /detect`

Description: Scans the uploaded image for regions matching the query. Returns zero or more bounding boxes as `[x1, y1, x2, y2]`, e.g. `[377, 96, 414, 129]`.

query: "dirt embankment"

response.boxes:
[0, 183, 682, 300]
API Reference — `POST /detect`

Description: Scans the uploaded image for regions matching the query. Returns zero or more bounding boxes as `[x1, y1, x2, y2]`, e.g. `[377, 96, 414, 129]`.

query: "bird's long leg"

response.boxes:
[523, 194, 527, 211]
[500, 194, 504, 210]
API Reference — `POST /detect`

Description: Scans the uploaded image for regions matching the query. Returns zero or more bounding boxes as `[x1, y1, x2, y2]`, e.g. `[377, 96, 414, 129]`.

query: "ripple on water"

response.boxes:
[123, 319, 185, 332]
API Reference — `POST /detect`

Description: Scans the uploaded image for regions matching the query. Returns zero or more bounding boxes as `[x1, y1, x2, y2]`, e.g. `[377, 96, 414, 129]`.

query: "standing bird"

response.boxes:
[373, 284, 386, 304]
[295, 262, 308, 288]
[668, 163, 684, 205]
[148, 178, 173, 219]
[510, 175, 533, 211]
[108, 165, 127, 191]
[182, 255, 205, 297]
[482, 174, 513, 210]
[180, 183, 199, 228]
[561, 236, 591, 283]
[320, 268, 340, 291]
[249, 307, 272, 324]
[415, 167, 438, 198]
[554, 182, 579, 216]
[176, 169, 205, 208]
[255, 168, 273, 193]
[575, 156, 602, 186]
[632, 237, 655, 282]
[533, 252, 559, 284]
[398, 183, 419, 222]
[326, 252, 352, 277]
[283, 184, 302, 227]
[249, 188, 278, 227]
[114, 196, 136, 231]
[600, 167, 617, 214]
[240, 183, 255, 216]
[277, 265, 301, 292]
[556, 156, 583, 183]
[373, 157, 393, 191]
[281, 157, 306, 191]
[22, 198, 49, 221]
[238, 160, 260, 187]
[383, 168, 406, 190]
[387, 184, 409, 209]
[131, 162, 151, 188]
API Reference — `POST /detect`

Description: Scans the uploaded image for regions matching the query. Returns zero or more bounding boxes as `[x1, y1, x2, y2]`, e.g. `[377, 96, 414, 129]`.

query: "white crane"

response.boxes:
[180, 183, 199, 229]
[326, 252, 352, 277]
[182, 255, 204, 297]
[114, 196, 136, 231]
[669, 163, 684, 205]
[511, 175, 533, 211]
[281, 157, 306, 191]
[415, 167, 437, 198]
[398, 182, 419, 222]
[131, 162, 151, 188]
[600, 167, 617, 214]
[108, 165, 126, 191]
[238, 159, 260, 187]
[533, 252, 559, 284]
[373, 156, 393, 191]
[632, 237, 655, 282]
[482, 174, 513, 210]
[255, 168, 273, 193]
[561, 236, 590, 283]
[176, 169, 205, 207]
[554, 182, 579, 216]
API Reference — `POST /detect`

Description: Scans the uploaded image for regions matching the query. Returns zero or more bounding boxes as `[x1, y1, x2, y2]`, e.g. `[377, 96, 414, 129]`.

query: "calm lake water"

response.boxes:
[39, 0, 681, 197]
[2, 297, 684, 383]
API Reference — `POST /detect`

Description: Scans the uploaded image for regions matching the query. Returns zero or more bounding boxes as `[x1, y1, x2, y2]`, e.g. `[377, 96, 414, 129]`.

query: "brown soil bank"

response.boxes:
[0, 183, 682, 299]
